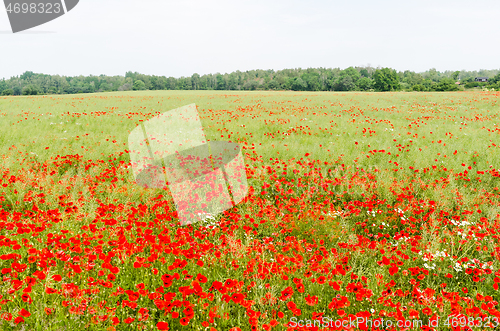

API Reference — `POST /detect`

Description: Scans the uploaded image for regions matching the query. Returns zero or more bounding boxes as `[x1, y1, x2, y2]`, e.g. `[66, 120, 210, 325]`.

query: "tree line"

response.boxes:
[1, 67, 499, 96]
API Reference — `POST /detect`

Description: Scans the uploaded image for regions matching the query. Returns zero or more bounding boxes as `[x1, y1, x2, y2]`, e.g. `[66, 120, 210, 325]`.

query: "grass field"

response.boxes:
[0, 90, 500, 330]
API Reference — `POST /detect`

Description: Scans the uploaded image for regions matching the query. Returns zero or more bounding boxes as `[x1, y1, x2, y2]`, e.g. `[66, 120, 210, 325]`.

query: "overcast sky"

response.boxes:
[1, 0, 499, 79]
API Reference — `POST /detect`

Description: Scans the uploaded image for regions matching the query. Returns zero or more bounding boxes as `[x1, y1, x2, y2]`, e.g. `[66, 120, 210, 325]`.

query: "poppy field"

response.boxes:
[1, 90, 500, 330]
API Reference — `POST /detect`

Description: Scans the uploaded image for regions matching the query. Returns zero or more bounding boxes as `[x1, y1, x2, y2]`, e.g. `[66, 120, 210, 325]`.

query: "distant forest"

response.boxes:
[1, 67, 500, 96]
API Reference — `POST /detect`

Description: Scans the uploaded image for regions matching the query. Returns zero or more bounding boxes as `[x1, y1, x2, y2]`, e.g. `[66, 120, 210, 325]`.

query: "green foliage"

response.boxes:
[373, 68, 400, 91]
[216, 74, 226, 90]
[22, 84, 40, 95]
[402, 71, 424, 86]
[301, 72, 321, 91]
[464, 81, 487, 89]
[0, 79, 7, 94]
[423, 68, 441, 82]
[356, 77, 374, 91]
[433, 78, 460, 91]
[412, 84, 425, 92]
[1, 88, 14, 96]
[133, 80, 146, 91]
[243, 80, 259, 90]
[490, 73, 500, 84]
[267, 80, 280, 90]
[334, 67, 360, 91]
[291, 77, 308, 91]
[1, 67, 499, 95]
[19, 70, 35, 80]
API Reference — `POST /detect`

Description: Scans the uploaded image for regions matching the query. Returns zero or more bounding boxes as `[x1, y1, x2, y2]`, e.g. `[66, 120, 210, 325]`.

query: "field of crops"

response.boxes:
[0, 90, 500, 330]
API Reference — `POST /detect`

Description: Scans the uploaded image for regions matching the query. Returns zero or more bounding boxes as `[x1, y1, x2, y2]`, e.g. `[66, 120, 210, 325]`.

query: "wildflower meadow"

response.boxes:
[0, 90, 500, 330]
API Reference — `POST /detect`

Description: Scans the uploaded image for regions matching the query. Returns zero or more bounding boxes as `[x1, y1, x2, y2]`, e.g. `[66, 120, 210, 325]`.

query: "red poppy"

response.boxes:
[21, 293, 32, 304]
[157, 321, 169, 330]
[2, 312, 12, 321]
[19, 309, 31, 317]
[422, 307, 432, 316]
[197, 273, 208, 283]
[280, 287, 294, 301]
[389, 265, 399, 275]
[232, 293, 244, 304]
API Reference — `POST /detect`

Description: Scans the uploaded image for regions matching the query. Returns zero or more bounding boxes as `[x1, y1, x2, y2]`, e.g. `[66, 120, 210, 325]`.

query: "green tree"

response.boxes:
[13, 86, 22, 95]
[412, 84, 425, 92]
[166, 77, 177, 90]
[99, 82, 110, 92]
[0, 79, 7, 94]
[243, 80, 259, 90]
[434, 78, 459, 91]
[267, 80, 280, 90]
[216, 74, 226, 90]
[356, 77, 374, 91]
[191, 73, 200, 90]
[20, 71, 35, 81]
[360, 68, 369, 78]
[2, 88, 14, 96]
[422, 79, 434, 91]
[335, 67, 360, 91]
[22, 85, 39, 95]
[133, 80, 146, 91]
[402, 71, 423, 88]
[227, 74, 238, 90]
[291, 77, 307, 91]
[336, 75, 356, 91]
[373, 68, 400, 91]
[301, 71, 321, 91]
[423, 68, 440, 82]
[490, 73, 500, 85]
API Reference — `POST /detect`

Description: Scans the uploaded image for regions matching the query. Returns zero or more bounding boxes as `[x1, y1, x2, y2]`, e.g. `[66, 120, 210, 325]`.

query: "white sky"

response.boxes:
[1, 0, 499, 79]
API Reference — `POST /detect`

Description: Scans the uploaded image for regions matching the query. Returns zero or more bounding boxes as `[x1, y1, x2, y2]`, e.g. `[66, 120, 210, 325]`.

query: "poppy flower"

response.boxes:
[232, 293, 244, 304]
[389, 266, 399, 275]
[19, 309, 31, 317]
[280, 287, 294, 301]
[305, 295, 319, 306]
[2, 312, 12, 321]
[422, 307, 432, 316]
[21, 293, 32, 304]
[157, 321, 169, 330]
